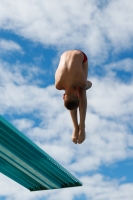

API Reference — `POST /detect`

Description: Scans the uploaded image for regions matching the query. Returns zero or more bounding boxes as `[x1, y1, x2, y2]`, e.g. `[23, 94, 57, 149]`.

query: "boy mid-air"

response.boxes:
[55, 50, 92, 144]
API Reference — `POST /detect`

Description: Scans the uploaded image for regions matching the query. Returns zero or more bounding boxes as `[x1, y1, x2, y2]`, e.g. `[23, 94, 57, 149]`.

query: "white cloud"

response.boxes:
[100, 0, 133, 53]
[0, 0, 133, 64]
[79, 175, 133, 200]
[104, 58, 133, 73]
[38, 144, 75, 165]
[12, 118, 34, 131]
[0, 60, 47, 89]
[1, 173, 133, 200]
[88, 75, 133, 118]
[0, 39, 23, 53]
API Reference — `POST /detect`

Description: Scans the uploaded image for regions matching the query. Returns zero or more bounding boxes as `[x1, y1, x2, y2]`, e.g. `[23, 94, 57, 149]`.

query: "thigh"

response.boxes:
[82, 60, 89, 80]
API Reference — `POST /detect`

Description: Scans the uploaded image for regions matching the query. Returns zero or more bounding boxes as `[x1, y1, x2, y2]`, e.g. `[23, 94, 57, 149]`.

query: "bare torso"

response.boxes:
[55, 50, 87, 90]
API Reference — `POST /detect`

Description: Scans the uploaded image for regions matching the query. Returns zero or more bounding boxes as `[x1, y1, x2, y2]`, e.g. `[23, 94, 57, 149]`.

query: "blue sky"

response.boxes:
[0, 0, 133, 200]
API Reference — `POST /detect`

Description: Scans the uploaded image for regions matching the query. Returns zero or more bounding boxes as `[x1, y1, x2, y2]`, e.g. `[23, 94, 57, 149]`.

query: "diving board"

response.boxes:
[0, 115, 82, 191]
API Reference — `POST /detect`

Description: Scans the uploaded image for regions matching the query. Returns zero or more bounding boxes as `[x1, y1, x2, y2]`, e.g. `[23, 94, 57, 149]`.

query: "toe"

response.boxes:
[72, 137, 78, 144]
[78, 136, 85, 144]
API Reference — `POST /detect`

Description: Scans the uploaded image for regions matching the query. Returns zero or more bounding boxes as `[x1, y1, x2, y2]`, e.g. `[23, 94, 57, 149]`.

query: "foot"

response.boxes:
[71, 127, 79, 144]
[78, 128, 86, 144]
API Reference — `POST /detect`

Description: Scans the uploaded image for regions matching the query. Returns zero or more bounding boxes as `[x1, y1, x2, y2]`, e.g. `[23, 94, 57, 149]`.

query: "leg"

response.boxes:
[78, 90, 87, 144]
[82, 61, 92, 89]
[70, 109, 79, 144]
[82, 60, 88, 79]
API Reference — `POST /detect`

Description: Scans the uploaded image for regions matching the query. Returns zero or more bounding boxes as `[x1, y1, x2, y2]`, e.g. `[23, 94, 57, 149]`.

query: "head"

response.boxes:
[63, 93, 79, 110]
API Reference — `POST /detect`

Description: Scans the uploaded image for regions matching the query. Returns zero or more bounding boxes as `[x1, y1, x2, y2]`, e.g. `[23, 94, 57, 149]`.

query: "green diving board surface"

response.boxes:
[0, 115, 82, 191]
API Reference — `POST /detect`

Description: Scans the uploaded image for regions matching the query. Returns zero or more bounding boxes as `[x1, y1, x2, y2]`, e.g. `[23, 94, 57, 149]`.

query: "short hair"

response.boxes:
[64, 95, 79, 110]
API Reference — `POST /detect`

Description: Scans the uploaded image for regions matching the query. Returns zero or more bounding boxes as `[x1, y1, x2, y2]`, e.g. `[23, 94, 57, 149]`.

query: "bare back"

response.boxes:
[55, 50, 88, 90]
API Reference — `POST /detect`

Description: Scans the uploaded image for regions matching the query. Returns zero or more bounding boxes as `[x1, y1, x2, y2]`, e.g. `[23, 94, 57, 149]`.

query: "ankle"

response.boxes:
[74, 126, 79, 130]
[79, 124, 85, 130]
